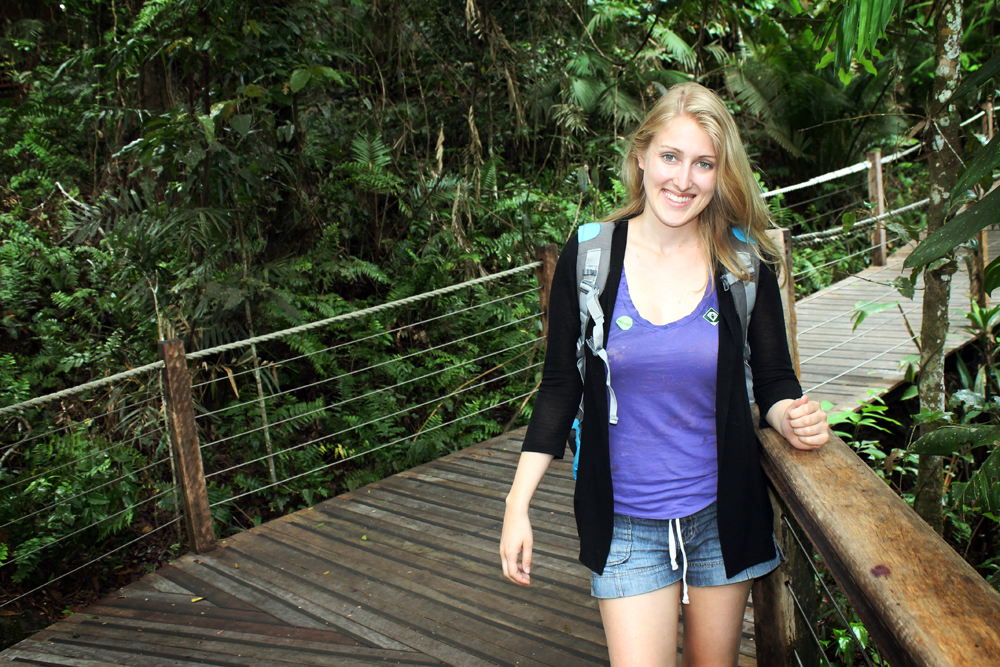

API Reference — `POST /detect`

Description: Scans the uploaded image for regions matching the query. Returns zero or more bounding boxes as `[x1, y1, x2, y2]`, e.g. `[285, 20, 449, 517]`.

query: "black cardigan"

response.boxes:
[522, 220, 802, 577]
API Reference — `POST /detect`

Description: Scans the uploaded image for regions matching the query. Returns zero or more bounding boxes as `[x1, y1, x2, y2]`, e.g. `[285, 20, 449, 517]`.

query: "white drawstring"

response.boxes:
[668, 518, 690, 604]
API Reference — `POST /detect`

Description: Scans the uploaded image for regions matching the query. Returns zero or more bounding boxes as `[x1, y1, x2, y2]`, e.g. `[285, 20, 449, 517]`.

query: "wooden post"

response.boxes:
[159, 339, 216, 553]
[752, 490, 819, 667]
[534, 244, 559, 344]
[868, 149, 887, 266]
[766, 228, 799, 377]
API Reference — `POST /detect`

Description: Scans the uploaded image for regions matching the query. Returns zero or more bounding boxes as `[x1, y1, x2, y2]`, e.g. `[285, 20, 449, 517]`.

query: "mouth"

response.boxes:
[664, 190, 695, 204]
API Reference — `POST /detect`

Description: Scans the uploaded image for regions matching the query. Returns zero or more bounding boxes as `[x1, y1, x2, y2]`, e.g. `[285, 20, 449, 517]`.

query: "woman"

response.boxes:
[499, 82, 829, 666]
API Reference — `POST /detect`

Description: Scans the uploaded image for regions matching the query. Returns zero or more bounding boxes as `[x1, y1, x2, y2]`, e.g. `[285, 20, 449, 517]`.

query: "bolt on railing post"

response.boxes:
[159, 339, 216, 554]
[534, 243, 559, 345]
[868, 149, 887, 266]
[767, 228, 799, 377]
[752, 491, 820, 667]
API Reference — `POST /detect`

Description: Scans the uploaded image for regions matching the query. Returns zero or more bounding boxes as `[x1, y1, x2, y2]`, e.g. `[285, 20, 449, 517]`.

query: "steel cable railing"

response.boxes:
[199, 337, 540, 451]
[194, 312, 540, 421]
[782, 515, 884, 667]
[0, 515, 182, 611]
[188, 286, 541, 392]
[0, 262, 542, 418]
[804, 335, 919, 394]
[208, 388, 538, 510]
[0, 455, 174, 532]
[0, 482, 179, 576]
[0, 424, 165, 495]
[204, 361, 543, 482]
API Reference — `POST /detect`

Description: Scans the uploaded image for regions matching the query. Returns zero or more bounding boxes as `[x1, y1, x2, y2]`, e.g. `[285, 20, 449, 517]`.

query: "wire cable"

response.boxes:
[0, 515, 182, 611]
[804, 335, 919, 394]
[782, 515, 878, 667]
[785, 582, 836, 667]
[0, 486, 179, 573]
[773, 183, 865, 211]
[793, 198, 929, 245]
[0, 425, 165, 495]
[200, 337, 539, 450]
[799, 302, 919, 365]
[0, 456, 173, 532]
[1, 390, 164, 453]
[188, 286, 541, 391]
[208, 388, 538, 509]
[195, 313, 540, 421]
[204, 361, 542, 480]
[762, 145, 921, 201]
[0, 262, 542, 417]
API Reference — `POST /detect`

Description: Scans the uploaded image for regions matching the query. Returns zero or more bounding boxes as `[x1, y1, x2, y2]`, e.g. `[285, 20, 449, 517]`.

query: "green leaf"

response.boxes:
[838, 67, 852, 87]
[950, 133, 1000, 205]
[289, 69, 312, 93]
[851, 300, 897, 331]
[985, 255, 1000, 296]
[859, 54, 877, 76]
[243, 83, 264, 98]
[842, 211, 857, 232]
[960, 447, 1000, 513]
[946, 52, 1000, 107]
[909, 425, 1000, 456]
[230, 114, 252, 137]
[904, 187, 1000, 268]
[892, 276, 915, 299]
[199, 114, 215, 143]
[901, 384, 918, 401]
[817, 50, 836, 70]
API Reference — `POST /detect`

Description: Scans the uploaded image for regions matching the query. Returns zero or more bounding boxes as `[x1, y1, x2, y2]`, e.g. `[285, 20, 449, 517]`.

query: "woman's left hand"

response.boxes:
[779, 395, 829, 451]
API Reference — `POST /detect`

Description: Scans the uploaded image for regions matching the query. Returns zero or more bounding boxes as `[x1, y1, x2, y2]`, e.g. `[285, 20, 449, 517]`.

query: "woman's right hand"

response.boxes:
[500, 507, 534, 585]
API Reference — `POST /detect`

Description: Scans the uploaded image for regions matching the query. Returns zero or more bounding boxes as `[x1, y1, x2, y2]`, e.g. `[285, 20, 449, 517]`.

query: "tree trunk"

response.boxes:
[915, 0, 963, 534]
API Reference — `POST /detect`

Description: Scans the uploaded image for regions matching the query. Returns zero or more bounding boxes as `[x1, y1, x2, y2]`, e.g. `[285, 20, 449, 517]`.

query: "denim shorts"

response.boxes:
[590, 502, 781, 599]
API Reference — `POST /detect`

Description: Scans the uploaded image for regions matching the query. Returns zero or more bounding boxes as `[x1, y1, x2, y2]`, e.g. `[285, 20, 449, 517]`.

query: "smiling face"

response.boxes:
[636, 114, 717, 231]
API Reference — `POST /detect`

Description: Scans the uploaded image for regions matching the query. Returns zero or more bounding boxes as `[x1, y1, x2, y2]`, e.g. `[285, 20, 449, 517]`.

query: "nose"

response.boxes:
[675, 163, 693, 191]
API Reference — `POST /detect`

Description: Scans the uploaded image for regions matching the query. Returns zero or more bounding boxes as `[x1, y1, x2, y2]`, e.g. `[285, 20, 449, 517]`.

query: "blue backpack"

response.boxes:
[569, 222, 761, 479]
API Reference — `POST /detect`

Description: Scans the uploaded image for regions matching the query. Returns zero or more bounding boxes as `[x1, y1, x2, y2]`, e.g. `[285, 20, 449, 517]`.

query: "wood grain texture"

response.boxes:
[11, 431, 760, 666]
[158, 339, 215, 554]
[758, 426, 1000, 667]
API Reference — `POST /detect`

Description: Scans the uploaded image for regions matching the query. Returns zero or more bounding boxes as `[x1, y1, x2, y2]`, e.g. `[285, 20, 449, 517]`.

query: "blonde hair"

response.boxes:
[603, 82, 781, 279]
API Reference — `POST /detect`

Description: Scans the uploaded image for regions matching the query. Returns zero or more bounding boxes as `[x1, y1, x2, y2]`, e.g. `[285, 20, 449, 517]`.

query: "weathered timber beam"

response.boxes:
[757, 427, 1000, 667]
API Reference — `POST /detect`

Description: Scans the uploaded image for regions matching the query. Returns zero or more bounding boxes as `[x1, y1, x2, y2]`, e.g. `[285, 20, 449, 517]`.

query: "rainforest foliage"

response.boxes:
[0, 0, 998, 645]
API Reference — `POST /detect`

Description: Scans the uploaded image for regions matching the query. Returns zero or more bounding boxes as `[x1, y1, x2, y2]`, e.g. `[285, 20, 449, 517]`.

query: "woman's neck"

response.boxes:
[629, 214, 702, 258]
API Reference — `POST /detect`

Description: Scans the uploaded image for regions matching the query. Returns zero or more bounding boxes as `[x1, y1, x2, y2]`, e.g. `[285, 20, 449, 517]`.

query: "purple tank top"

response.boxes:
[606, 266, 719, 519]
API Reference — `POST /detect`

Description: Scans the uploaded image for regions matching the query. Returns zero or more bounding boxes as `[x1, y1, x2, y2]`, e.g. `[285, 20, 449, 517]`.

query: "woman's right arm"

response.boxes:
[500, 451, 554, 585]
[500, 234, 584, 584]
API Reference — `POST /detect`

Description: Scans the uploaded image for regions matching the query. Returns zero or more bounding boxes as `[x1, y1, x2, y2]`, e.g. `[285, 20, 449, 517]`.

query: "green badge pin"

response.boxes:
[703, 308, 720, 326]
[616, 315, 633, 330]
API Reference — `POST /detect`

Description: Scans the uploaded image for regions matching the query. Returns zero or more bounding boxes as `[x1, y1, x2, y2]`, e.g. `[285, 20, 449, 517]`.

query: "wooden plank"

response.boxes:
[758, 427, 1000, 666]
[266, 517, 605, 642]
[212, 538, 555, 667]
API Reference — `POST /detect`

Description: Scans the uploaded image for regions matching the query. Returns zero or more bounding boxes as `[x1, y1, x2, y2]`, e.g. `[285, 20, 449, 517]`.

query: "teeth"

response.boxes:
[665, 191, 694, 203]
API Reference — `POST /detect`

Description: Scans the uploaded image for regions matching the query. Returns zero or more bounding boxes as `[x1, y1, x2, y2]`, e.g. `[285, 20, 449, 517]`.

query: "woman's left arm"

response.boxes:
[748, 261, 829, 450]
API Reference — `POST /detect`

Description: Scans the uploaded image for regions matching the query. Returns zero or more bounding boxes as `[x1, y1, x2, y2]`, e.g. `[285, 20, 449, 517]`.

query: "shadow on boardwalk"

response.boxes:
[0, 429, 760, 666]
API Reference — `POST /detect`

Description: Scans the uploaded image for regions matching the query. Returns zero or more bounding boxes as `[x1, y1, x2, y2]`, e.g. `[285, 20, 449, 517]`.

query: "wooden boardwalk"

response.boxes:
[796, 235, 993, 413]
[0, 431, 759, 666]
[4, 236, 995, 666]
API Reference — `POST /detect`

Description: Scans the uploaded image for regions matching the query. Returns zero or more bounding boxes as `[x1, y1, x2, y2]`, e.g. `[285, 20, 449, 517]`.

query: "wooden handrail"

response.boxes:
[757, 426, 1000, 666]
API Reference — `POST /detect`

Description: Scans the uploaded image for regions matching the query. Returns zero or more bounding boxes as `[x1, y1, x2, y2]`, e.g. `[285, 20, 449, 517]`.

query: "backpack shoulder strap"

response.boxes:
[574, 221, 618, 425]
[575, 222, 614, 373]
[722, 227, 761, 404]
